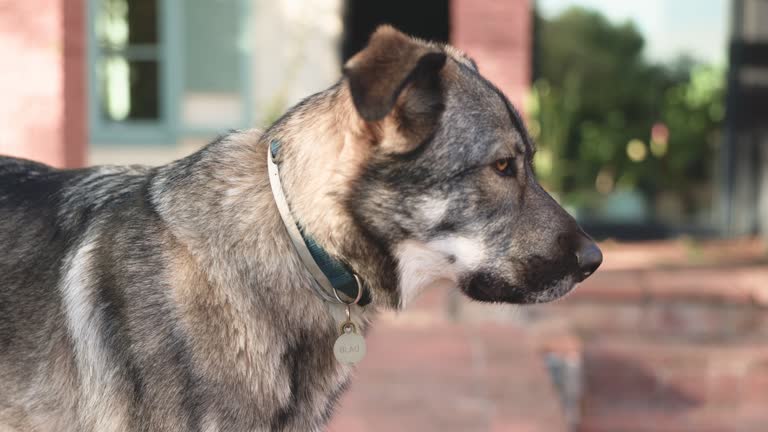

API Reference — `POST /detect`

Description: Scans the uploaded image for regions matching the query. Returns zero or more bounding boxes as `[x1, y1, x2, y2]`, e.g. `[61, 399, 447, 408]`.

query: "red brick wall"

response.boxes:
[0, 0, 87, 168]
[63, 0, 88, 168]
[451, 0, 532, 113]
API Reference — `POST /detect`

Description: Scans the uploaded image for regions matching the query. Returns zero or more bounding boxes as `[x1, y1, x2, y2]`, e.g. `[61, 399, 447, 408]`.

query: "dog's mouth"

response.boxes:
[459, 272, 579, 304]
[459, 256, 582, 304]
[525, 275, 579, 303]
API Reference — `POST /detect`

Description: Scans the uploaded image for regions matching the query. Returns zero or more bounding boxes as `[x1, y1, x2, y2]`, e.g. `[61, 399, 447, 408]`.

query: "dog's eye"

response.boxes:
[493, 158, 516, 177]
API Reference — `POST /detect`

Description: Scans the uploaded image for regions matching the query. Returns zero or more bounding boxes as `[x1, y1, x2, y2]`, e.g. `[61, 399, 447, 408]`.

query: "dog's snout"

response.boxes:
[575, 235, 602, 281]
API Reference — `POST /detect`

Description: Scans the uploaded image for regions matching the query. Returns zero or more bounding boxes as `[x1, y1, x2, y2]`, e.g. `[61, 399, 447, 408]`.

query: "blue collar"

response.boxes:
[268, 140, 371, 306]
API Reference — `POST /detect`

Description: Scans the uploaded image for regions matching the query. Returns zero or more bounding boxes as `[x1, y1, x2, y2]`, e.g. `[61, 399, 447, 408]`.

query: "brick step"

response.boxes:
[568, 264, 768, 307]
[329, 321, 569, 432]
[526, 296, 768, 340]
[596, 238, 766, 272]
[579, 337, 768, 432]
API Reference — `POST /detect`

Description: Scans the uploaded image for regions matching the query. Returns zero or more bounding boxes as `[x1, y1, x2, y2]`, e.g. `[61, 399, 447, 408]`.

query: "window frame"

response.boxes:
[87, 0, 254, 146]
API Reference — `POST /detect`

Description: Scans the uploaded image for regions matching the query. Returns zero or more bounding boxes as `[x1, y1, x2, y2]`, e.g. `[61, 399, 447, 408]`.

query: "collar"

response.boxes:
[267, 140, 371, 306]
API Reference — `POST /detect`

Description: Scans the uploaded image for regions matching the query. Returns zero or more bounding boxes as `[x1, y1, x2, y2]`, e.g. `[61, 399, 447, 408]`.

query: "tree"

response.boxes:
[529, 7, 724, 224]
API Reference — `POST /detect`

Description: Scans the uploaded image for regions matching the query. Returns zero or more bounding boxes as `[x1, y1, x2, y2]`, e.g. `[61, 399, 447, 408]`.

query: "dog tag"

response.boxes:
[333, 322, 366, 365]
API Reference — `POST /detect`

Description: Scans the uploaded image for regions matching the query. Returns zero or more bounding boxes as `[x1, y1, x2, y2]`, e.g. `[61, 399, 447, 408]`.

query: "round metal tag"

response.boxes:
[333, 332, 366, 364]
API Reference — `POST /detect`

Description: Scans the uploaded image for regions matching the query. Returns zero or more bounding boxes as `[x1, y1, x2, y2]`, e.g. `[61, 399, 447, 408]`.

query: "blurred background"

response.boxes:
[1, 0, 767, 430]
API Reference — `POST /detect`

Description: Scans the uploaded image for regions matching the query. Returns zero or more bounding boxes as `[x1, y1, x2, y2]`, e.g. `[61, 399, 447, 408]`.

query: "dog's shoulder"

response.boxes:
[0, 155, 154, 240]
[1, 155, 148, 208]
[0, 156, 64, 194]
[0, 155, 75, 211]
[0, 155, 53, 176]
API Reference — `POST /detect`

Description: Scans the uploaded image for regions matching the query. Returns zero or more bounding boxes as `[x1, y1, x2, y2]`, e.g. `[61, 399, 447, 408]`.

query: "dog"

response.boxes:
[0, 26, 602, 431]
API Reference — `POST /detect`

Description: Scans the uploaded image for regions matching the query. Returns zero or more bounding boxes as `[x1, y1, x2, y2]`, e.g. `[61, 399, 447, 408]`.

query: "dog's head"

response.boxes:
[336, 26, 602, 307]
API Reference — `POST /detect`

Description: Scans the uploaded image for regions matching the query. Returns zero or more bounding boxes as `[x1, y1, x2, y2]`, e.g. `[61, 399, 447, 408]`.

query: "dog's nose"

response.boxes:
[575, 235, 602, 281]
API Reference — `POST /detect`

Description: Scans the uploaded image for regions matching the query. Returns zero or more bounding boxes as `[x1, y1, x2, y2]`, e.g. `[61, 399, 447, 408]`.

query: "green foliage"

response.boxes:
[529, 7, 725, 221]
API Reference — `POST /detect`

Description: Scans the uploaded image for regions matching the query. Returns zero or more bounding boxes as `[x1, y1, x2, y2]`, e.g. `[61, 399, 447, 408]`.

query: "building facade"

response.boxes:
[0, 0, 531, 167]
[0, 0, 87, 167]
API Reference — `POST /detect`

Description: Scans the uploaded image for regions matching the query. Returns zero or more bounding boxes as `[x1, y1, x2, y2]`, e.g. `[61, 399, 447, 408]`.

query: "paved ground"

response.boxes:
[328, 319, 568, 432]
[326, 238, 768, 432]
[579, 338, 768, 432]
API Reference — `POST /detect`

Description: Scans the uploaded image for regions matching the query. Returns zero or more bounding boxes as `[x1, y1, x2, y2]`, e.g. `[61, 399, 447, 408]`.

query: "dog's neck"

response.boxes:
[260, 85, 401, 308]
[150, 83, 401, 313]
[267, 139, 370, 305]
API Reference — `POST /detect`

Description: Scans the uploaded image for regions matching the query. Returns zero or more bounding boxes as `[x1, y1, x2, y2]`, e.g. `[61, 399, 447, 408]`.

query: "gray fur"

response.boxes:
[0, 27, 600, 431]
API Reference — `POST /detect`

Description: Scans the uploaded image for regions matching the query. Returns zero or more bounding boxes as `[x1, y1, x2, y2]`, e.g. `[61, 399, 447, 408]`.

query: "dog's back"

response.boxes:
[1, 158, 72, 425]
[0, 156, 151, 322]
[0, 156, 82, 371]
[0, 156, 152, 430]
[1, 157, 82, 428]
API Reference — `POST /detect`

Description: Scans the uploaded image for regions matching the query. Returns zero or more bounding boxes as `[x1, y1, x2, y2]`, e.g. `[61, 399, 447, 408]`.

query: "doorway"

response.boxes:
[341, 0, 451, 62]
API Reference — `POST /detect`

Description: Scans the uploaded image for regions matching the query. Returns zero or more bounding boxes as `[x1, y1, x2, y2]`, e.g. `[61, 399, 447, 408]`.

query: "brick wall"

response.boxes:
[451, 0, 532, 113]
[0, 0, 86, 168]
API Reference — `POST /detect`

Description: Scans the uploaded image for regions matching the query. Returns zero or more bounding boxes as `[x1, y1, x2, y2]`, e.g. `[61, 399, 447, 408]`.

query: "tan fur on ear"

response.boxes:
[343, 25, 446, 122]
[343, 25, 447, 153]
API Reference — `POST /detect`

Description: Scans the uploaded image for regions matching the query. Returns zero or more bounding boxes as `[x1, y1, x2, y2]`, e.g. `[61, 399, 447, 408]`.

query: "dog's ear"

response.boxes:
[343, 26, 447, 152]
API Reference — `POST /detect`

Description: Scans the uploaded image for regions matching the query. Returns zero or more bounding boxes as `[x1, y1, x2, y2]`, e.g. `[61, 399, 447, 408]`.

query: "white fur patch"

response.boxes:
[201, 414, 221, 432]
[59, 236, 128, 431]
[420, 198, 449, 226]
[395, 240, 458, 309]
[395, 235, 487, 308]
[426, 236, 487, 270]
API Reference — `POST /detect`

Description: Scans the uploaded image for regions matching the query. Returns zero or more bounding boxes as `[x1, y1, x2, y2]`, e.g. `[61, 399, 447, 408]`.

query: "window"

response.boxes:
[89, 0, 171, 143]
[88, 0, 253, 145]
[96, 0, 161, 123]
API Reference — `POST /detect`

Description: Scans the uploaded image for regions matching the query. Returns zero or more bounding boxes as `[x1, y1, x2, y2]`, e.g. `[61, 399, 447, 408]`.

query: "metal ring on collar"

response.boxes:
[332, 274, 363, 305]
